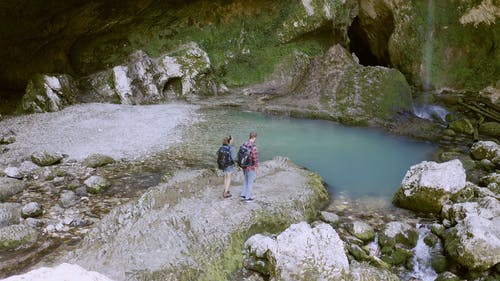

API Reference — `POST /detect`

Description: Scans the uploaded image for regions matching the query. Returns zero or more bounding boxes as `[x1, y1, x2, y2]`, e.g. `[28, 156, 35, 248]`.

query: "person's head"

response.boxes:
[223, 135, 233, 145]
[249, 131, 257, 142]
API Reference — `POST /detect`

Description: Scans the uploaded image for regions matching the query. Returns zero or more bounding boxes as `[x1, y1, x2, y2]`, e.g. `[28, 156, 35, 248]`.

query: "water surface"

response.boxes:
[189, 108, 437, 198]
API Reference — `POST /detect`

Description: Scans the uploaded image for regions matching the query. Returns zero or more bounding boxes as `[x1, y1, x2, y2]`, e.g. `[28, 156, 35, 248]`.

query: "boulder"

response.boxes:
[0, 263, 114, 281]
[82, 153, 115, 168]
[435, 271, 460, 281]
[21, 202, 43, 218]
[283, 44, 413, 126]
[0, 177, 24, 202]
[83, 176, 110, 194]
[81, 43, 211, 104]
[478, 122, 500, 138]
[347, 221, 375, 242]
[60, 191, 78, 208]
[0, 130, 16, 144]
[319, 211, 340, 226]
[4, 167, 23, 179]
[442, 196, 499, 226]
[0, 224, 38, 251]
[0, 202, 22, 227]
[21, 74, 78, 113]
[243, 222, 349, 281]
[343, 261, 400, 281]
[470, 140, 500, 161]
[443, 215, 500, 271]
[379, 221, 418, 248]
[53, 158, 329, 280]
[18, 161, 39, 178]
[31, 151, 64, 166]
[393, 159, 467, 213]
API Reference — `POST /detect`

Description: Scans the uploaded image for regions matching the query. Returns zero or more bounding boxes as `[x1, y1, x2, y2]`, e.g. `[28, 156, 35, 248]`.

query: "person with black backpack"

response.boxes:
[217, 135, 237, 198]
[237, 131, 259, 202]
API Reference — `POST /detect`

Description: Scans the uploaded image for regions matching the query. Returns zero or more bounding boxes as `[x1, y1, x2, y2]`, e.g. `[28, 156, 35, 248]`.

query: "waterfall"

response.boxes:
[408, 224, 438, 281]
[423, 0, 435, 91]
[413, 103, 449, 123]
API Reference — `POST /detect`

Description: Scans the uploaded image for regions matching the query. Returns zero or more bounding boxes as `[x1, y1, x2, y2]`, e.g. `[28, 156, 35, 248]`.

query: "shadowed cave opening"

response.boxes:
[348, 16, 391, 67]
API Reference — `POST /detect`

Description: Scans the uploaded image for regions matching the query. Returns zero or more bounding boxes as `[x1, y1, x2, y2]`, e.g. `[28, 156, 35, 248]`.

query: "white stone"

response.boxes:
[1, 263, 114, 281]
[112, 66, 132, 104]
[403, 160, 466, 196]
[245, 222, 349, 281]
[301, 0, 315, 16]
[4, 167, 22, 179]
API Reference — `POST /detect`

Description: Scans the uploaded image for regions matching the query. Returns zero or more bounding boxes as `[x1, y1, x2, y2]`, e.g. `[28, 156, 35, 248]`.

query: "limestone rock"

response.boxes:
[0, 224, 38, 251]
[343, 261, 400, 281]
[21, 74, 78, 113]
[347, 221, 375, 242]
[0, 130, 16, 144]
[442, 196, 499, 226]
[285, 44, 413, 126]
[0, 177, 24, 202]
[379, 221, 418, 248]
[82, 43, 211, 104]
[4, 167, 23, 179]
[31, 151, 64, 166]
[243, 222, 349, 281]
[21, 202, 43, 218]
[60, 191, 78, 208]
[319, 211, 340, 226]
[53, 158, 328, 280]
[393, 159, 467, 213]
[83, 176, 110, 194]
[443, 215, 500, 271]
[82, 153, 115, 168]
[0, 202, 22, 227]
[0, 263, 114, 281]
[470, 140, 500, 161]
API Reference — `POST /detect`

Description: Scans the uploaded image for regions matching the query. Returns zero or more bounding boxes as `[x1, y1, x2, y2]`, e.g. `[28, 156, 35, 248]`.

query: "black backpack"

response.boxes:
[217, 145, 234, 170]
[237, 144, 253, 168]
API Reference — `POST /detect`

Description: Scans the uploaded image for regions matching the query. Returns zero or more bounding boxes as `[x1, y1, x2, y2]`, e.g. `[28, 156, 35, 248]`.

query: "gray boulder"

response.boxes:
[0, 224, 38, 251]
[470, 140, 500, 161]
[393, 159, 467, 213]
[0, 177, 24, 201]
[21, 74, 78, 113]
[243, 222, 349, 281]
[31, 151, 64, 166]
[347, 221, 375, 242]
[60, 191, 78, 208]
[0, 202, 22, 227]
[21, 202, 43, 218]
[319, 211, 340, 226]
[83, 176, 110, 194]
[82, 43, 211, 105]
[443, 215, 500, 271]
[379, 221, 418, 249]
[0, 130, 16, 144]
[4, 167, 23, 179]
[82, 154, 115, 168]
[53, 158, 328, 280]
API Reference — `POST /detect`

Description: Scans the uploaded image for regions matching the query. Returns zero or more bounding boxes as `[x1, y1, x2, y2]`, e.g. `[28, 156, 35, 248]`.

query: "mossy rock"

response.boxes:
[31, 151, 64, 166]
[0, 224, 38, 251]
[479, 122, 500, 138]
[82, 153, 115, 168]
[380, 245, 414, 266]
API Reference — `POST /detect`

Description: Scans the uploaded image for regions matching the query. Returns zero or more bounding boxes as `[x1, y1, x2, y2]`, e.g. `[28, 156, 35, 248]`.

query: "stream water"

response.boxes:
[186, 108, 437, 199]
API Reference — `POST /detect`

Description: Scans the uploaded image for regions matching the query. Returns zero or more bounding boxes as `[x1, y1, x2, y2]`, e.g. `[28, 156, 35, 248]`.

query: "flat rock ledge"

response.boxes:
[47, 157, 328, 281]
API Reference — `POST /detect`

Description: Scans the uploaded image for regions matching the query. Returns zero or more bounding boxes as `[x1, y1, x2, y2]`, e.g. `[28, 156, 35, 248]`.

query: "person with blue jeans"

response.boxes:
[241, 132, 259, 202]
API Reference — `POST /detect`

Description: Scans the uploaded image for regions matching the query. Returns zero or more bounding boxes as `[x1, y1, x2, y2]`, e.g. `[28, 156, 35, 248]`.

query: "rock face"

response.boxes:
[80, 43, 211, 105]
[441, 196, 500, 271]
[21, 74, 78, 113]
[273, 44, 413, 126]
[1, 263, 114, 281]
[53, 158, 328, 281]
[393, 159, 467, 213]
[243, 222, 349, 281]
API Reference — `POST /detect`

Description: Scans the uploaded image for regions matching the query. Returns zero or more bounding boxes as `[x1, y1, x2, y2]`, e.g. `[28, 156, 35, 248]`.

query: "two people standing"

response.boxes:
[217, 132, 259, 202]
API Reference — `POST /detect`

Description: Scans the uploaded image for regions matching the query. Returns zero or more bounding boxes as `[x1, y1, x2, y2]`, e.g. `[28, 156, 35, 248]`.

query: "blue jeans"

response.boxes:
[242, 169, 256, 199]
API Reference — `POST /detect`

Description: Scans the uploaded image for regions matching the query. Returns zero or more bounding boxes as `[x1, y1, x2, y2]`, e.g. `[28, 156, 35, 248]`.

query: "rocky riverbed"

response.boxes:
[1, 102, 499, 281]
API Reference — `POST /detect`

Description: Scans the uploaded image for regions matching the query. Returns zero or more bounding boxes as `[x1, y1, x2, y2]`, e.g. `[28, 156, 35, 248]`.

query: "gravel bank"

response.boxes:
[0, 103, 199, 165]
